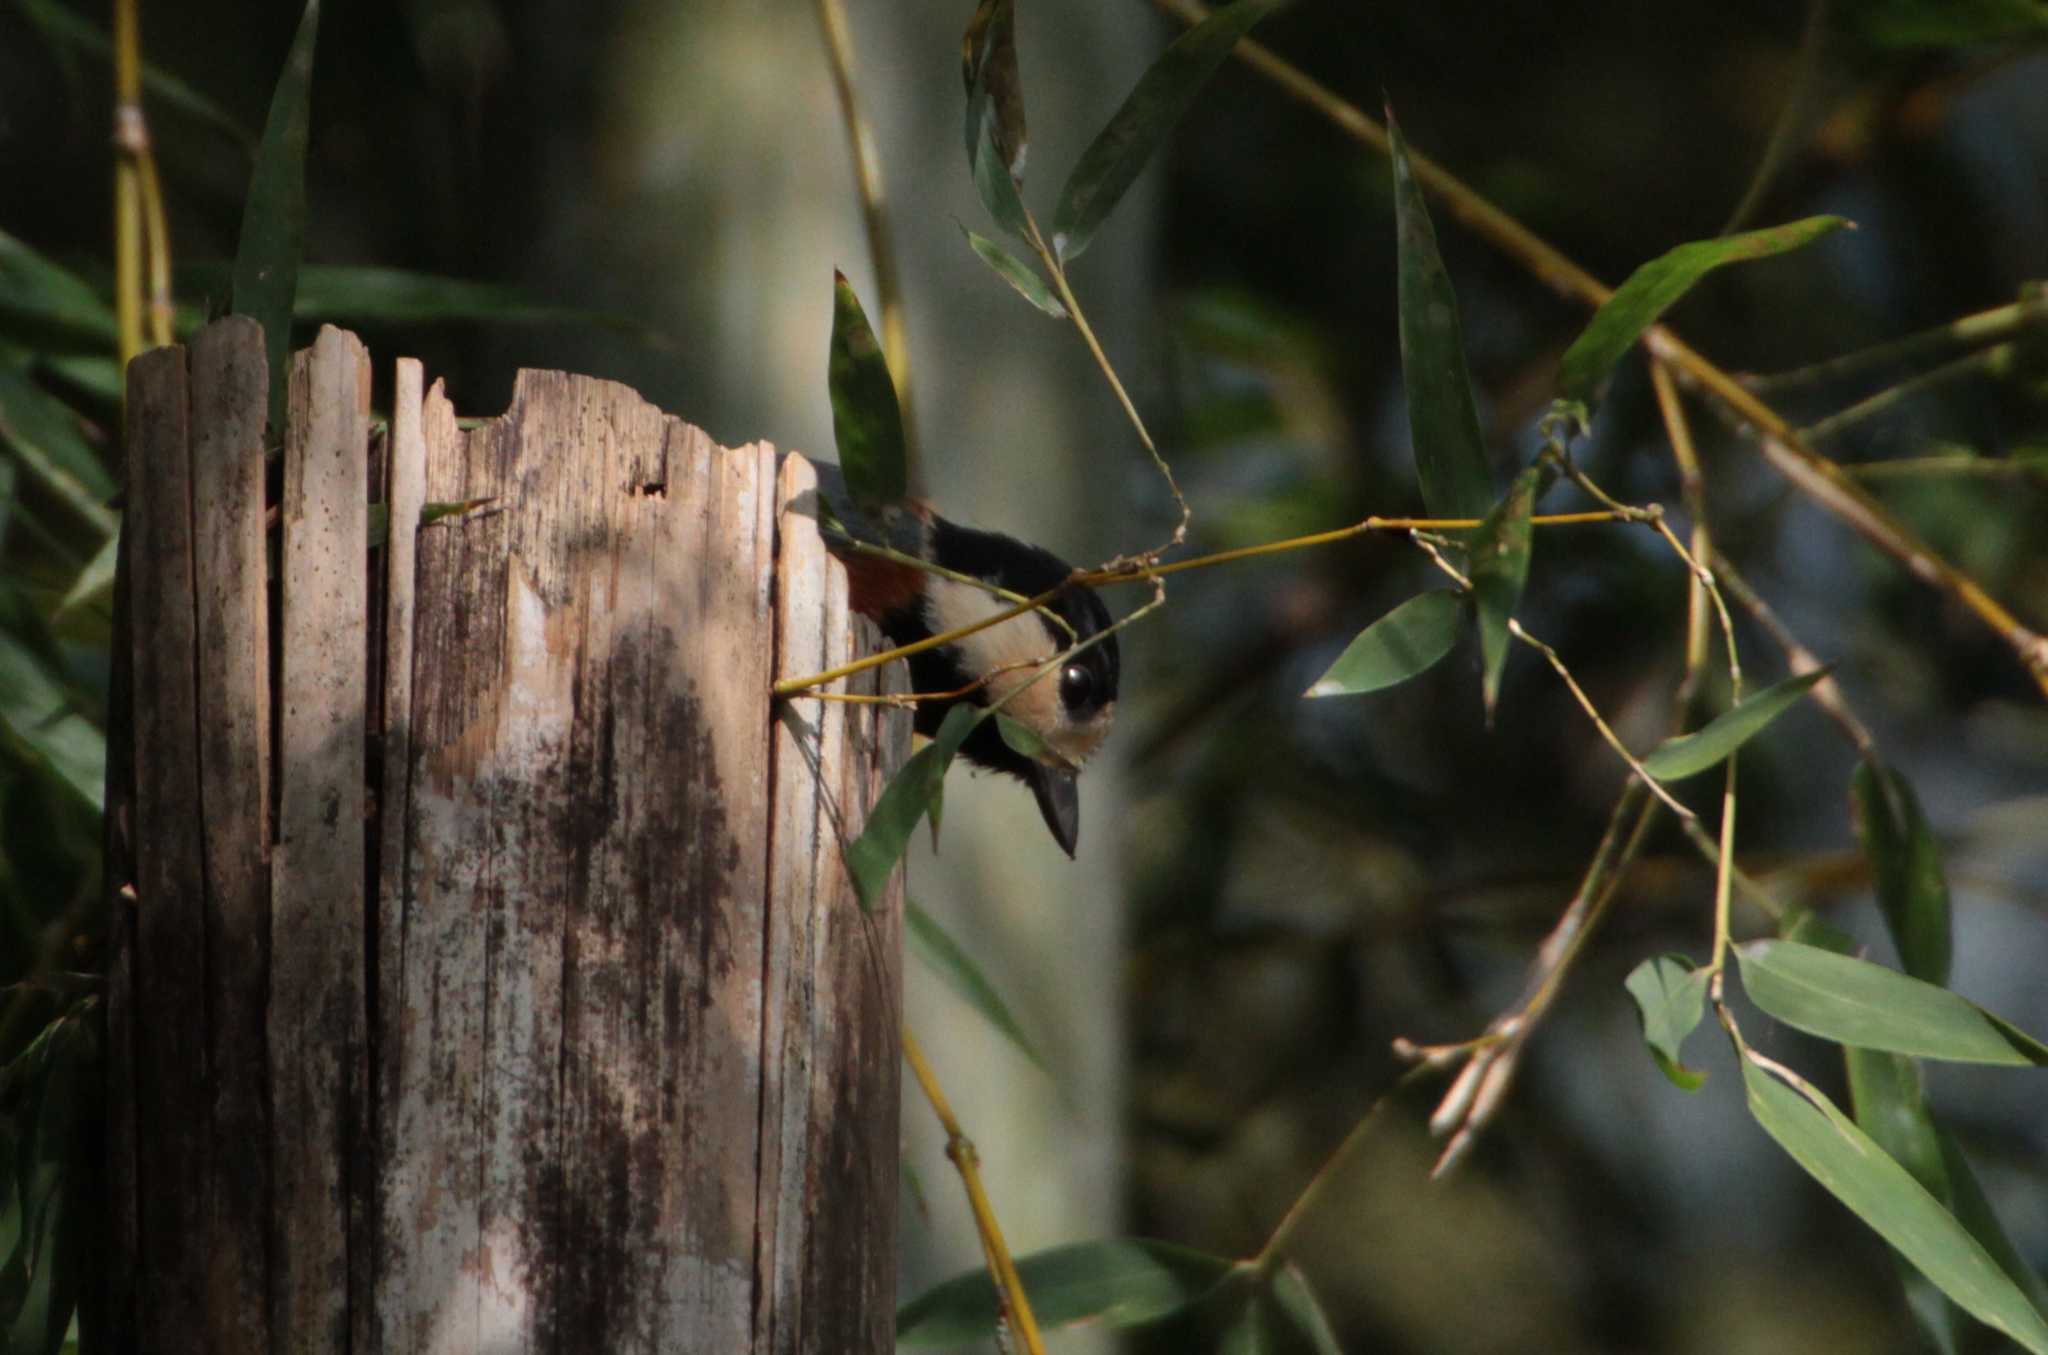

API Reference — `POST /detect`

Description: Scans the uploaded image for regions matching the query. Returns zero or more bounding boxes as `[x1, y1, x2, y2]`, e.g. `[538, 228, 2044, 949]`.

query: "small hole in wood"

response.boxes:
[634, 481, 668, 499]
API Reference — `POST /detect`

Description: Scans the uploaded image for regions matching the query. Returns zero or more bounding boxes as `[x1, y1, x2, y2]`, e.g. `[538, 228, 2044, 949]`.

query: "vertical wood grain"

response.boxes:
[270, 325, 370, 1352]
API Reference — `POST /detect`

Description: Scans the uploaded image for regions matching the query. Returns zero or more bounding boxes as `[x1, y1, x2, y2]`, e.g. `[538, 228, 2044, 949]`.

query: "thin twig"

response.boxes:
[1720, 0, 1830, 235]
[1799, 344, 2010, 447]
[1743, 293, 2048, 395]
[111, 0, 145, 374]
[904, 1024, 1047, 1355]
[1712, 556, 1876, 755]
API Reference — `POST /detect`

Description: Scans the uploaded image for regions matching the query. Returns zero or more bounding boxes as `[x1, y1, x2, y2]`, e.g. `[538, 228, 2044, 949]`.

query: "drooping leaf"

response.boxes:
[1218, 1294, 1277, 1355]
[1051, 0, 1277, 264]
[231, 0, 321, 438]
[827, 272, 908, 509]
[1739, 1051, 2048, 1354]
[905, 899, 1045, 1072]
[843, 704, 978, 911]
[1851, 758, 1952, 986]
[961, 0, 1028, 237]
[1389, 106, 1495, 522]
[0, 232, 119, 354]
[52, 531, 119, 618]
[1270, 1263, 1345, 1355]
[1468, 464, 1541, 718]
[995, 711, 1050, 762]
[1638, 668, 1828, 781]
[960, 227, 1067, 317]
[1624, 953, 1712, 1091]
[1737, 939, 2048, 1066]
[1558, 216, 1852, 401]
[0, 632, 106, 812]
[0, 364, 119, 533]
[897, 1238, 1239, 1346]
[1303, 590, 1463, 697]
[1850, 1045, 1969, 1355]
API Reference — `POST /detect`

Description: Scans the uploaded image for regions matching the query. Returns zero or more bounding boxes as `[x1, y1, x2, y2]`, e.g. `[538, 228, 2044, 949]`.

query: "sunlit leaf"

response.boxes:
[1851, 758, 1952, 986]
[1740, 1051, 2048, 1354]
[827, 272, 908, 509]
[0, 232, 119, 355]
[897, 1238, 1238, 1346]
[1051, 0, 1276, 264]
[905, 899, 1045, 1072]
[962, 0, 1028, 237]
[960, 227, 1067, 317]
[1469, 464, 1541, 718]
[1558, 216, 1851, 401]
[1389, 106, 1494, 522]
[231, 0, 321, 438]
[1303, 590, 1463, 698]
[1638, 669, 1827, 781]
[1624, 953, 1711, 1091]
[1737, 940, 2048, 1066]
[843, 704, 978, 911]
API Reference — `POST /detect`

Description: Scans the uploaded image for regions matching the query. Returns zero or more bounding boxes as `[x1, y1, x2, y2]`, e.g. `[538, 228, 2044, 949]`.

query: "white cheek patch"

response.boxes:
[926, 577, 1114, 767]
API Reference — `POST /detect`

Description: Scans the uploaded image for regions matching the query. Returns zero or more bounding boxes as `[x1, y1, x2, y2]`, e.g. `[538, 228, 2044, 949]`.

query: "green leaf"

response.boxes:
[1558, 216, 1852, 401]
[897, 1238, 1237, 1346]
[1389, 106, 1495, 522]
[1050, 0, 1276, 264]
[1624, 953, 1712, 1091]
[178, 263, 665, 340]
[1469, 464, 1541, 718]
[0, 632, 106, 812]
[1739, 1050, 2048, 1354]
[1849, 0, 2048, 48]
[1303, 590, 1463, 697]
[1851, 759, 1952, 986]
[231, 0, 321, 439]
[52, 531, 119, 618]
[1737, 939, 2048, 1065]
[1219, 1294, 1276, 1355]
[994, 711, 1050, 762]
[843, 704, 978, 911]
[0, 232, 119, 355]
[0, 364, 119, 534]
[826, 273, 908, 510]
[1271, 1263, 1344, 1355]
[961, 0, 1028, 238]
[960, 227, 1067, 317]
[905, 899, 1045, 1072]
[1638, 668, 1828, 781]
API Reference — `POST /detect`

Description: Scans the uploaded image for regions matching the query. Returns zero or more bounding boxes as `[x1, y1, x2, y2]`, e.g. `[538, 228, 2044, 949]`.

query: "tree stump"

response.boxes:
[105, 318, 906, 1354]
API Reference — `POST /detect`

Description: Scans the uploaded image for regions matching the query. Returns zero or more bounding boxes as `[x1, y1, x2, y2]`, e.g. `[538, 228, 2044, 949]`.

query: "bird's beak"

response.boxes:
[1023, 759, 1081, 858]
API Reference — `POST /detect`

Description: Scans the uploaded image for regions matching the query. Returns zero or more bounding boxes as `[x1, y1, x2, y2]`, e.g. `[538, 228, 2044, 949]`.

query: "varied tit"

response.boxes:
[807, 464, 1118, 857]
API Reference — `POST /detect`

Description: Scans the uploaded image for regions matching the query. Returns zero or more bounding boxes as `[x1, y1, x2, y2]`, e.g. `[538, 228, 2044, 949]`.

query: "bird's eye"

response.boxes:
[1058, 662, 1096, 711]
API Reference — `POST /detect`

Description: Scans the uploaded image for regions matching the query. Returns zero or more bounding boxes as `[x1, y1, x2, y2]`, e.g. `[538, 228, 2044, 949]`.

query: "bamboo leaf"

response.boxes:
[1738, 939, 2048, 1066]
[1558, 216, 1852, 401]
[231, 0, 321, 438]
[1271, 1263, 1345, 1355]
[905, 900, 1045, 1073]
[1638, 669, 1827, 781]
[897, 1238, 1238, 1346]
[1303, 590, 1463, 697]
[827, 272, 908, 509]
[1851, 758, 1952, 986]
[962, 0, 1028, 237]
[960, 227, 1067, 317]
[1469, 464, 1541, 718]
[1389, 106, 1495, 522]
[1740, 1051, 2048, 1354]
[0, 632, 105, 812]
[1625, 953, 1711, 1091]
[843, 704, 978, 911]
[0, 232, 119, 354]
[1051, 0, 1276, 264]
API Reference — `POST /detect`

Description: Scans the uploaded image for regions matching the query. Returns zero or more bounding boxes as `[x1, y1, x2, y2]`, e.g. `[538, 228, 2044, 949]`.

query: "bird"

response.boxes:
[805, 463, 1119, 857]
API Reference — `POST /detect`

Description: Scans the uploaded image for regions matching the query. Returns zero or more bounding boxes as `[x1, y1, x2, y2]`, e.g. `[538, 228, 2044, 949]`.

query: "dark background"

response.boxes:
[4, 1, 2046, 1351]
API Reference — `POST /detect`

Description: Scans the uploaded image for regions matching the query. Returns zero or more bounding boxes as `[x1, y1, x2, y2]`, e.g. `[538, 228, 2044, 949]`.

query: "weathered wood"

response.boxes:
[122, 343, 210, 1355]
[115, 322, 905, 1354]
[188, 315, 275, 1353]
[271, 326, 371, 1351]
[760, 455, 907, 1355]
